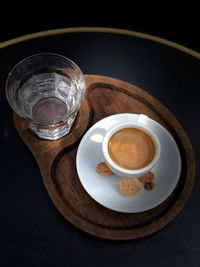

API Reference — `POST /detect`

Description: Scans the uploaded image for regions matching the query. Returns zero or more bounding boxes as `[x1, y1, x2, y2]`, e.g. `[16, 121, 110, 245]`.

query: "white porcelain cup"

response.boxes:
[102, 114, 161, 178]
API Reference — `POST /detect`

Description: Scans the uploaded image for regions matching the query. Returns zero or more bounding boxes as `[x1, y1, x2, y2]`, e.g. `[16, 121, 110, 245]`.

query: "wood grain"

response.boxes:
[14, 75, 196, 240]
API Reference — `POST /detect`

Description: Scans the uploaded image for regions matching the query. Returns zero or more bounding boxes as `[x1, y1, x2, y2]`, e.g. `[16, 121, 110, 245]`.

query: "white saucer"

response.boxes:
[76, 114, 181, 213]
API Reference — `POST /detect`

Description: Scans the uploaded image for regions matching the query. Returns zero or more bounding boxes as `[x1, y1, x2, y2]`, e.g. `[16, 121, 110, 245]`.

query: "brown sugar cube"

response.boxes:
[144, 182, 155, 190]
[96, 162, 113, 176]
[138, 172, 154, 183]
[118, 178, 141, 196]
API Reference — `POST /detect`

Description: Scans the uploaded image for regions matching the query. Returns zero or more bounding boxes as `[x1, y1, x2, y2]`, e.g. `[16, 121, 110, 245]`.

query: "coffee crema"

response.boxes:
[108, 128, 155, 170]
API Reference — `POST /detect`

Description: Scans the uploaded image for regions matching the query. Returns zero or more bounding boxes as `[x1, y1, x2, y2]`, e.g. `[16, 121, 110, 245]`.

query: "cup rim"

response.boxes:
[102, 121, 161, 175]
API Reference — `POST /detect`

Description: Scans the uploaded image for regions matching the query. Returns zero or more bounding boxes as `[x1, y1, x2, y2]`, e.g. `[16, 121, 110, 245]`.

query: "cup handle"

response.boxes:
[136, 114, 148, 124]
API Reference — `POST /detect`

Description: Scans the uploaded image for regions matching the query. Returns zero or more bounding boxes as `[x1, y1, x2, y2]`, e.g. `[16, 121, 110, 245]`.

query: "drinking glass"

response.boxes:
[6, 53, 85, 140]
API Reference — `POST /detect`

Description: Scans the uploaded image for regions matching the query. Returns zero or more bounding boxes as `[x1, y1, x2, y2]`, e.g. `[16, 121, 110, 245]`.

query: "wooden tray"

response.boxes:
[14, 75, 195, 240]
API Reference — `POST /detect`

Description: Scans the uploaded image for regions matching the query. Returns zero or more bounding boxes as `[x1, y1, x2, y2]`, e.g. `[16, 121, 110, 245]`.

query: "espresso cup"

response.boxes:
[102, 114, 161, 178]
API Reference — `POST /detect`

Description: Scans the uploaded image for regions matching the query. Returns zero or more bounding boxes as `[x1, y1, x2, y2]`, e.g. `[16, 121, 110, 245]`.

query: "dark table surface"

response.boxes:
[0, 28, 200, 267]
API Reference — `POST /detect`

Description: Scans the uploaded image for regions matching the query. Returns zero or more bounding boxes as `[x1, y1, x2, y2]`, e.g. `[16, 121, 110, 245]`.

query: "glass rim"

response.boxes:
[6, 52, 84, 79]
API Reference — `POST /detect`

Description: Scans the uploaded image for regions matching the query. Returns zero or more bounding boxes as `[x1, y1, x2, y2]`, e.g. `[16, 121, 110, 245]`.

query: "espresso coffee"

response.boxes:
[108, 128, 155, 170]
